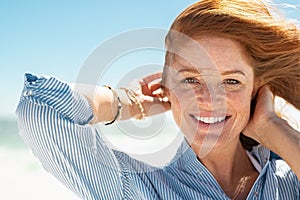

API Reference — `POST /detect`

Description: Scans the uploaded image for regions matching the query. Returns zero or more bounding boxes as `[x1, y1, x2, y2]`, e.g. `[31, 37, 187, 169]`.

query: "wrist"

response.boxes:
[120, 88, 146, 120]
[257, 116, 291, 152]
[103, 86, 122, 125]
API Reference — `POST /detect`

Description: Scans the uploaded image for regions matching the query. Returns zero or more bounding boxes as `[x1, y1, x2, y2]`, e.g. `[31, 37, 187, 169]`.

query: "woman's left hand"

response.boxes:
[244, 86, 300, 178]
[243, 85, 278, 143]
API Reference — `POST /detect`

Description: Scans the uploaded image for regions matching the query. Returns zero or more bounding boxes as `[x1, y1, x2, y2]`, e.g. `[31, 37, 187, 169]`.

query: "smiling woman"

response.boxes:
[16, 0, 300, 200]
[163, 37, 256, 160]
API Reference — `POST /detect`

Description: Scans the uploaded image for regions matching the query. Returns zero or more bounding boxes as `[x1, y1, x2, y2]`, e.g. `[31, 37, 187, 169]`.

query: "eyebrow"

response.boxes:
[176, 68, 198, 75]
[176, 68, 246, 76]
[221, 70, 246, 76]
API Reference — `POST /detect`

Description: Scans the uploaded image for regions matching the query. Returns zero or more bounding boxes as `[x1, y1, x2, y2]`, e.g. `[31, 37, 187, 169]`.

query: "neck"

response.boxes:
[192, 140, 251, 184]
[206, 143, 245, 178]
[191, 139, 258, 199]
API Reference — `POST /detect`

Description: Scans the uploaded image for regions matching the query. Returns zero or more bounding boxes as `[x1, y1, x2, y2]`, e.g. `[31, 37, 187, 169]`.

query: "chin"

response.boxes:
[184, 126, 238, 152]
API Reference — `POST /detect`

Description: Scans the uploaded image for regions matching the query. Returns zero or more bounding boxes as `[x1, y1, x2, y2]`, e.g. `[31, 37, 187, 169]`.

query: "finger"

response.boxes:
[140, 81, 152, 96]
[150, 83, 162, 93]
[257, 85, 274, 112]
[152, 88, 163, 96]
[151, 84, 166, 99]
[258, 85, 274, 101]
[147, 98, 171, 115]
[140, 82, 163, 97]
[141, 72, 162, 84]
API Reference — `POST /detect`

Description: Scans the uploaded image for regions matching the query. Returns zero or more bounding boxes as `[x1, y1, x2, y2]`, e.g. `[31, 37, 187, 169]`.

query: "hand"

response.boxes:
[134, 72, 171, 117]
[243, 85, 278, 143]
[244, 86, 300, 178]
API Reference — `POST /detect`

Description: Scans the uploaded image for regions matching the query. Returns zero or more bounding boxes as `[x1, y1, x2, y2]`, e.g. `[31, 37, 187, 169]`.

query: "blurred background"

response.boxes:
[0, 0, 299, 199]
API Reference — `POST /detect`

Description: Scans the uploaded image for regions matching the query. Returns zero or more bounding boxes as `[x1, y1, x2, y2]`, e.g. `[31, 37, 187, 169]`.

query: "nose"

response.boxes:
[196, 83, 226, 109]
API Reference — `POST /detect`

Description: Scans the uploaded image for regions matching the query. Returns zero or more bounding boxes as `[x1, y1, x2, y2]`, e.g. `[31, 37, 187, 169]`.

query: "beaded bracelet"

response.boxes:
[103, 85, 122, 125]
[121, 88, 146, 120]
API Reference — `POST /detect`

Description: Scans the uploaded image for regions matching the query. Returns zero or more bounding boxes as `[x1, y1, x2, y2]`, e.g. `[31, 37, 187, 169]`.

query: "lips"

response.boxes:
[190, 114, 230, 125]
[193, 116, 226, 123]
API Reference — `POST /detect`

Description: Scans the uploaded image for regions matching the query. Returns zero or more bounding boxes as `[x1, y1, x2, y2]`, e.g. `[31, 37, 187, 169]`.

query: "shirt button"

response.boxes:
[23, 90, 33, 97]
[254, 191, 259, 197]
[196, 169, 203, 175]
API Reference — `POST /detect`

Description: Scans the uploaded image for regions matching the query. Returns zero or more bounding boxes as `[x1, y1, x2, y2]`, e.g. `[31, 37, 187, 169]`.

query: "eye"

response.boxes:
[223, 79, 240, 85]
[181, 77, 199, 84]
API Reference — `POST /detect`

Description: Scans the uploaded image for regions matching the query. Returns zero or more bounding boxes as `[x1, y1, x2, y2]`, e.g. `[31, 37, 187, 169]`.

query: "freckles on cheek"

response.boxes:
[227, 88, 253, 103]
[170, 93, 189, 126]
[229, 91, 252, 114]
[171, 97, 182, 117]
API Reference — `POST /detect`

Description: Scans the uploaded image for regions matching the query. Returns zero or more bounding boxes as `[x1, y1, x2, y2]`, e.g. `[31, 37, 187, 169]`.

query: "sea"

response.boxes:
[0, 113, 182, 200]
[0, 117, 82, 200]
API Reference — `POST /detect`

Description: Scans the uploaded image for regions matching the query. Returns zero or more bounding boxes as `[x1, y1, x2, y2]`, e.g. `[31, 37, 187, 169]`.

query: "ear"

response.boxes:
[161, 86, 169, 97]
[161, 86, 172, 105]
[251, 80, 261, 99]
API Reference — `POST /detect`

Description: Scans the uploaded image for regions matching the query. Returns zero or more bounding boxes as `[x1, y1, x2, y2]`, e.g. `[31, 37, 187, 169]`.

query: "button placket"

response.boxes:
[23, 89, 34, 97]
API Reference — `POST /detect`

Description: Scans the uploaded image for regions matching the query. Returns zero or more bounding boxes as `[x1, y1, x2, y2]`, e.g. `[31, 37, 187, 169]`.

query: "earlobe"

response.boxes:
[251, 80, 262, 99]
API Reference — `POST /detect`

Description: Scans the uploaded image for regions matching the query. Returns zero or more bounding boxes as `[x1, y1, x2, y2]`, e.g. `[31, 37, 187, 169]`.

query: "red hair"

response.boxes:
[163, 0, 300, 110]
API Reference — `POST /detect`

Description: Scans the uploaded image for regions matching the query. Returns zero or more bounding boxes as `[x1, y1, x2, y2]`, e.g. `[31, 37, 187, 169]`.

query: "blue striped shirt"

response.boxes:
[16, 73, 300, 200]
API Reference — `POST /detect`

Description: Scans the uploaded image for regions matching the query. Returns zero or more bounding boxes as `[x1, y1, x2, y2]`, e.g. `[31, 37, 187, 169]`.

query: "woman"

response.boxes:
[16, 0, 300, 199]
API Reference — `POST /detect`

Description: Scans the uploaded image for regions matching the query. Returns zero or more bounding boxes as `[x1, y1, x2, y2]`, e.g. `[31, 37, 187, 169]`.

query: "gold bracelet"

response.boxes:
[121, 88, 146, 120]
[103, 85, 122, 125]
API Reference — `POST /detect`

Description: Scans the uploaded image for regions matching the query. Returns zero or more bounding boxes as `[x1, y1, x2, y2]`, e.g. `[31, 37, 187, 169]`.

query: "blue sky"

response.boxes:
[0, 0, 299, 118]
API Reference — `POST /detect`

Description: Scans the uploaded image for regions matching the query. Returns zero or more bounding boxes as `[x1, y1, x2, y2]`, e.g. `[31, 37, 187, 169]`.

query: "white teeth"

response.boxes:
[193, 116, 226, 124]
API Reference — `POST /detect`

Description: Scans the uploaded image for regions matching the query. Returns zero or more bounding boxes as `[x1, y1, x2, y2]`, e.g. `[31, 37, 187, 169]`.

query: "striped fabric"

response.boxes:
[16, 73, 300, 200]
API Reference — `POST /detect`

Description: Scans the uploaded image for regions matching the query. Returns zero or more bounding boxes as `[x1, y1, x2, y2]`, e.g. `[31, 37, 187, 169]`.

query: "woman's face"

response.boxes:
[165, 36, 256, 155]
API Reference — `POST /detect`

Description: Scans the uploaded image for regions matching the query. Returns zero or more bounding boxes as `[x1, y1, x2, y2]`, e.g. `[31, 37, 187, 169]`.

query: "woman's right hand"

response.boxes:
[79, 72, 171, 123]
[131, 72, 171, 118]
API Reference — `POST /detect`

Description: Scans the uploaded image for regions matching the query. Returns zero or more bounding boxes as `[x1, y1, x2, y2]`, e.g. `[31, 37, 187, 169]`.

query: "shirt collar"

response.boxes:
[249, 145, 270, 169]
[169, 140, 271, 173]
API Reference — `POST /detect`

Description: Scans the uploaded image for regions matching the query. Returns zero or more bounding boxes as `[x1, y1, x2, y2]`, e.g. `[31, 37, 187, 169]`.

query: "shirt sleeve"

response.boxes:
[15, 73, 124, 200]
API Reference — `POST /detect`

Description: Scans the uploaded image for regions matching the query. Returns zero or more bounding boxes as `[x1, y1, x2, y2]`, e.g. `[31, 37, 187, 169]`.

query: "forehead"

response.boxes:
[169, 36, 253, 75]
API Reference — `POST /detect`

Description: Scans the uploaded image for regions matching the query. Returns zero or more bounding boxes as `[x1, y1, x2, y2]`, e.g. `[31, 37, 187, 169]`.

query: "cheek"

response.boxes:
[169, 93, 183, 125]
[169, 91, 192, 127]
[228, 92, 251, 109]
[227, 90, 252, 122]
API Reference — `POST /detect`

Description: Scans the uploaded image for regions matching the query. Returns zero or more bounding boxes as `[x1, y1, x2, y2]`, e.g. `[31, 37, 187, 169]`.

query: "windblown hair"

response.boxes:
[162, 0, 300, 149]
[163, 0, 300, 110]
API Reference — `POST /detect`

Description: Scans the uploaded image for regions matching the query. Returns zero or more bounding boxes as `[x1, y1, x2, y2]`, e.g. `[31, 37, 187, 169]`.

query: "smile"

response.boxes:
[191, 115, 230, 124]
